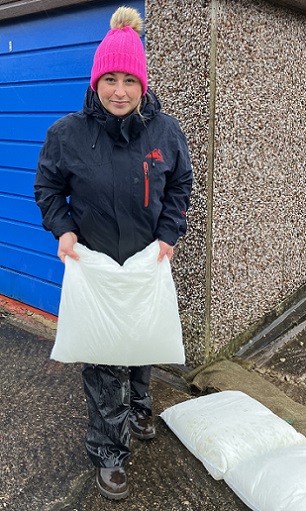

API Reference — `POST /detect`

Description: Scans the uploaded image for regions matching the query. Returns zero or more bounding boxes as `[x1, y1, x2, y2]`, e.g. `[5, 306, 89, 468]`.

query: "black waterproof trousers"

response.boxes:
[82, 365, 152, 468]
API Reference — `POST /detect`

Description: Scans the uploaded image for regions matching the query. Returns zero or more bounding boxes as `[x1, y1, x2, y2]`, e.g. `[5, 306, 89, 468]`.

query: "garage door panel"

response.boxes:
[0, 244, 63, 284]
[0, 220, 58, 255]
[0, 141, 42, 170]
[2, 45, 94, 84]
[0, 115, 61, 142]
[0, 82, 87, 112]
[0, 268, 61, 315]
[0, 169, 35, 197]
[0, 195, 41, 224]
[0, 1, 130, 55]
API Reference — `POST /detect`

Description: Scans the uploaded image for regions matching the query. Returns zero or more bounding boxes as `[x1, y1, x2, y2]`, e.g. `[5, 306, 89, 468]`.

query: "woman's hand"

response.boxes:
[58, 232, 79, 263]
[158, 240, 174, 262]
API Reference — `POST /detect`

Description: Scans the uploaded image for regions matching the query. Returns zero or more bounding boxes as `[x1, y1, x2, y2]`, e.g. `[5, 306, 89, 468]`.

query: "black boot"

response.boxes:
[96, 466, 129, 500]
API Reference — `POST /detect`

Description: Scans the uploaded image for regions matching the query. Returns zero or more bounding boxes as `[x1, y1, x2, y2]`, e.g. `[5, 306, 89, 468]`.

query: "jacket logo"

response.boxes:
[146, 148, 164, 162]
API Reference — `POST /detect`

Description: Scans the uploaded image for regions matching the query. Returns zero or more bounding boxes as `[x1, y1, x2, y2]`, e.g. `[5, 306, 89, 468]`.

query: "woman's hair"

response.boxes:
[135, 100, 145, 120]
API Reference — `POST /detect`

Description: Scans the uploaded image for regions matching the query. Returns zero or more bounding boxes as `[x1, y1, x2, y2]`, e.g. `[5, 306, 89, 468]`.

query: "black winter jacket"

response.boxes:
[35, 87, 193, 264]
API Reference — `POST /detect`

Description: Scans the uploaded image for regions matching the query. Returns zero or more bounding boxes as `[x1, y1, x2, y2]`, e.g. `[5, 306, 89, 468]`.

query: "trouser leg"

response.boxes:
[130, 365, 152, 416]
[82, 364, 130, 468]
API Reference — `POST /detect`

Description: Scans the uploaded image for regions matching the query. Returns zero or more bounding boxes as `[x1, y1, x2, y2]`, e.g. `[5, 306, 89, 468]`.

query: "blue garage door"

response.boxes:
[0, 0, 144, 315]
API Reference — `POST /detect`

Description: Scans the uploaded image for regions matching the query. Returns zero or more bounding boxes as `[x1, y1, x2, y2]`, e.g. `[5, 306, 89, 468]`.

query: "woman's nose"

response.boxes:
[114, 81, 125, 96]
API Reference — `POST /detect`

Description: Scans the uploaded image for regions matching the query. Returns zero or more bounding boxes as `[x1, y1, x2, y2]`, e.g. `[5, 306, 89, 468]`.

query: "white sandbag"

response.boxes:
[160, 390, 306, 480]
[51, 241, 184, 366]
[224, 444, 306, 511]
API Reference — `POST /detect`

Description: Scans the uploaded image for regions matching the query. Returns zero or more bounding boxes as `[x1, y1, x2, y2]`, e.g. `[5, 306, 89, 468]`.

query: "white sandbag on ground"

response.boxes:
[186, 360, 306, 436]
[51, 241, 184, 366]
[160, 391, 306, 480]
[224, 444, 306, 511]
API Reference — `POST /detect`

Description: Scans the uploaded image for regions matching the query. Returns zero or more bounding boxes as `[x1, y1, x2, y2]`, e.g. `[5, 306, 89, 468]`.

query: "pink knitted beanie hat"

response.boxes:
[90, 6, 147, 96]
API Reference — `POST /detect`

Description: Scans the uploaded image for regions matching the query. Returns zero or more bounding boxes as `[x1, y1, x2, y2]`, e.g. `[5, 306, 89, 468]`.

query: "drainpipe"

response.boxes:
[205, 0, 219, 360]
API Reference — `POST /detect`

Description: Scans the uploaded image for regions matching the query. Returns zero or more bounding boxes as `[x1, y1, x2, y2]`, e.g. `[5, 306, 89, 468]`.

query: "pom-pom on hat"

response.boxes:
[90, 6, 147, 96]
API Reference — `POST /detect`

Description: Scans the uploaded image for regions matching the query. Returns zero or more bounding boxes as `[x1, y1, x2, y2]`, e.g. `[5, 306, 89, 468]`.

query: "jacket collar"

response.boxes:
[83, 86, 161, 146]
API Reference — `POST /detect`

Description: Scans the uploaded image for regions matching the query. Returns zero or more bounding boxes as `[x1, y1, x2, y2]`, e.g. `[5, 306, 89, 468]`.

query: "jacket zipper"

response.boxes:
[143, 161, 149, 207]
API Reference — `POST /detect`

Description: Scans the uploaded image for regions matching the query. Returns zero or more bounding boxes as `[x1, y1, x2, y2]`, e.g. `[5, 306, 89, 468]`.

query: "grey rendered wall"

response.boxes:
[210, 0, 306, 358]
[146, 0, 306, 366]
[146, 0, 211, 365]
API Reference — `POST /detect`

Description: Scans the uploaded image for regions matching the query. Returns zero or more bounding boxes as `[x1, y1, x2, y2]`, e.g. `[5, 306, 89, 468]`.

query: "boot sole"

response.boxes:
[131, 428, 156, 440]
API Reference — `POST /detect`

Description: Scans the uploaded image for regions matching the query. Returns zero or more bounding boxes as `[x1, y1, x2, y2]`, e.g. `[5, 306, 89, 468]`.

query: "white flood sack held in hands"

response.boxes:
[51, 241, 185, 366]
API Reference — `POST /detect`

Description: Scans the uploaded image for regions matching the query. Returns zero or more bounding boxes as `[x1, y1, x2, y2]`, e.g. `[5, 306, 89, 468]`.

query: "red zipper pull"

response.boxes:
[143, 161, 149, 207]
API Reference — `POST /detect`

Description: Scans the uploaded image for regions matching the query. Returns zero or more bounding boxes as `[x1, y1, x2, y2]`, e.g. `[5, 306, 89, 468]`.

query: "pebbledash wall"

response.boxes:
[146, 0, 306, 365]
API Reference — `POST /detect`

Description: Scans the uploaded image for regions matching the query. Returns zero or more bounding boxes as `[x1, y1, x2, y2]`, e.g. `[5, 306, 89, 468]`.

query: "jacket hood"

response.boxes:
[83, 86, 161, 146]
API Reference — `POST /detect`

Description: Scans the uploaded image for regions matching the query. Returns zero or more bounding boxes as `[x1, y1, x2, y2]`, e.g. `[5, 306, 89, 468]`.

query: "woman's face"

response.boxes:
[97, 72, 142, 117]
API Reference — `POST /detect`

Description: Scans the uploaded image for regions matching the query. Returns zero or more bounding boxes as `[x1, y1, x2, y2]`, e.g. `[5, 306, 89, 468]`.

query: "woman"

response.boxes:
[35, 6, 192, 501]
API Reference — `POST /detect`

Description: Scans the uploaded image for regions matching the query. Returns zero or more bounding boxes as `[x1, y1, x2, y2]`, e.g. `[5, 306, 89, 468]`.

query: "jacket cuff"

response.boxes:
[155, 229, 178, 246]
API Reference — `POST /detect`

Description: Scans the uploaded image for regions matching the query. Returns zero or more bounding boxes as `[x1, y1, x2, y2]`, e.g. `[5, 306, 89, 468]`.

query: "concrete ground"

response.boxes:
[256, 330, 306, 408]
[0, 297, 305, 511]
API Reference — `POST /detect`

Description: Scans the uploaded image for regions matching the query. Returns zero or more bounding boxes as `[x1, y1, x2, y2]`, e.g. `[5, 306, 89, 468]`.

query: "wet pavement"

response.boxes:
[0, 316, 250, 511]
[0, 299, 305, 511]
